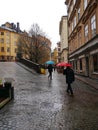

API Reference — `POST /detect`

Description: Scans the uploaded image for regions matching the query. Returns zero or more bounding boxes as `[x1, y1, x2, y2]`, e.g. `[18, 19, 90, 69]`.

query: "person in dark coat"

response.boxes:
[47, 64, 53, 80]
[63, 66, 75, 95]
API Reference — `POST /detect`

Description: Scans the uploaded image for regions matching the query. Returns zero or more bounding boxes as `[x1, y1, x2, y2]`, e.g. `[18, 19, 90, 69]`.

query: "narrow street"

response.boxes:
[0, 62, 98, 130]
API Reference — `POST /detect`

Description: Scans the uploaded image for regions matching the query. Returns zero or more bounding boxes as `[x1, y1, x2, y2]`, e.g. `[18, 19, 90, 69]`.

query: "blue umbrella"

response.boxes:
[46, 60, 55, 64]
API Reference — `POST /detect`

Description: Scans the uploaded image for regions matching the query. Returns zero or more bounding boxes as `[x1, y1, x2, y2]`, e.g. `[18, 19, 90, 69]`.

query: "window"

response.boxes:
[1, 47, 4, 52]
[72, 16, 76, 31]
[78, 32, 82, 47]
[1, 32, 4, 35]
[0, 38, 4, 43]
[14, 34, 17, 39]
[73, 0, 76, 5]
[74, 36, 77, 49]
[91, 14, 96, 37]
[58, 48, 60, 51]
[6, 32, 10, 36]
[15, 48, 17, 53]
[7, 47, 10, 52]
[93, 54, 98, 72]
[74, 16, 76, 27]
[80, 59, 82, 70]
[84, 0, 87, 10]
[14, 41, 17, 45]
[84, 24, 88, 42]
[72, 22, 74, 31]
[71, 4, 73, 12]
[6, 39, 10, 44]
[75, 61, 77, 70]
[78, 8, 80, 20]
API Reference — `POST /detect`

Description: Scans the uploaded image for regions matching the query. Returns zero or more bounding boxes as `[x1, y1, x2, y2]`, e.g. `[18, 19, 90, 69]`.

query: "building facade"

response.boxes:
[0, 22, 21, 61]
[59, 16, 68, 62]
[51, 47, 58, 64]
[0, 22, 51, 64]
[65, 0, 98, 79]
[57, 42, 61, 63]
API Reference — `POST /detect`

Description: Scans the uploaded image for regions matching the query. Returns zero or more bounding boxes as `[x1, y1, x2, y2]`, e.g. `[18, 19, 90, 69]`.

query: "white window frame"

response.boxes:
[74, 16, 76, 27]
[84, 0, 87, 10]
[73, 0, 76, 5]
[78, 8, 81, 20]
[84, 24, 88, 42]
[91, 14, 96, 37]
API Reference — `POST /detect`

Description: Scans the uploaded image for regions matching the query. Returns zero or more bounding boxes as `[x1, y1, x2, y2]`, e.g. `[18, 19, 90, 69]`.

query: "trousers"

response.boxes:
[67, 83, 73, 94]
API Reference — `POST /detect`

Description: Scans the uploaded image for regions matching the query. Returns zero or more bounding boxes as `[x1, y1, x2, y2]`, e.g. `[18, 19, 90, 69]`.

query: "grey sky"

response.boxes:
[0, 0, 67, 49]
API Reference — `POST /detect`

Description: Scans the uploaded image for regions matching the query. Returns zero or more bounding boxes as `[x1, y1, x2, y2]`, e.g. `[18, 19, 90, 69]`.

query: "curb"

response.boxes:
[0, 98, 11, 109]
[76, 76, 98, 90]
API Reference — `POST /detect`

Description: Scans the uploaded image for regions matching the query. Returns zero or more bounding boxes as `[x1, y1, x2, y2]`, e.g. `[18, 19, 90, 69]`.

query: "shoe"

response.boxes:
[66, 90, 69, 93]
[70, 93, 74, 96]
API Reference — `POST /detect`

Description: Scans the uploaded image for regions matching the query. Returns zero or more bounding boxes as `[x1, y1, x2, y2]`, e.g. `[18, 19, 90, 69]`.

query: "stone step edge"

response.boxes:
[0, 98, 11, 109]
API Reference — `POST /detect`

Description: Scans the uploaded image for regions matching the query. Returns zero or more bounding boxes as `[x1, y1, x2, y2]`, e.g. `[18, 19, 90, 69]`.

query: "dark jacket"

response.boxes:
[47, 64, 53, 72]
[63, 67, 75, 84]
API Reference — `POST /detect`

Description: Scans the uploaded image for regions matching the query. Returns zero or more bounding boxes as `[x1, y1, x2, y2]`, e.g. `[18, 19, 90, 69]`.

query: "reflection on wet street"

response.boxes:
[0, 62, 98, 130]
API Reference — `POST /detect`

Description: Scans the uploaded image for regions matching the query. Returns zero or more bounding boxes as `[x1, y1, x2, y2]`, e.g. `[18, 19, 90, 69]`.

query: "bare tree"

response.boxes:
[17, 24, 51, 64]
[29, 23, 51, 64]
[29, 23, 45, 37]
[17, 32, 32, 59]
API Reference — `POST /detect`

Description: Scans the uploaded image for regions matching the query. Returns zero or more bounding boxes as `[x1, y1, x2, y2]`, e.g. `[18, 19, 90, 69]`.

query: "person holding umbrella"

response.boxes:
[63, 63, 75, 95]
[46, 60, 54, 80]
[47, 64, 53, 80]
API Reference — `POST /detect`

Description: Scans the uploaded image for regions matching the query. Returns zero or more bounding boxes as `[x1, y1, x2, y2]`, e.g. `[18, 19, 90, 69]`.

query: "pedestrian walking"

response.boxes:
[63, 64, 75, 95]
[53, 65, 56, 72]
[47, 64, 53, 80]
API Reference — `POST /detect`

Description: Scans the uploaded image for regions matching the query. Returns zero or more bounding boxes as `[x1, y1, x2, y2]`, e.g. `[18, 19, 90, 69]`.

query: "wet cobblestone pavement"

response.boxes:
[0, 62, 98, 130]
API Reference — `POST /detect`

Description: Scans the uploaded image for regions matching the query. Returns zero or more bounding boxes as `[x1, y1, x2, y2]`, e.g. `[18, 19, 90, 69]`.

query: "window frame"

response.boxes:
[91, 14, 96, 37]
[84, 0, 87, 10]
[84, 24, 89, 42]
[1, 47, 4, 52]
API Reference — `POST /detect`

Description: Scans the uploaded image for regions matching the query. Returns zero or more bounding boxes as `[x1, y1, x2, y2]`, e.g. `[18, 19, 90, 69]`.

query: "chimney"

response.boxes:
[17, 22, 20, 32]
[11, 23, 14, 29]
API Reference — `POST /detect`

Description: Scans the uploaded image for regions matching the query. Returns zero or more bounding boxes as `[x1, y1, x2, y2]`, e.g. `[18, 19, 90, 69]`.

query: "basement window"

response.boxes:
[93, 54, 98, 72]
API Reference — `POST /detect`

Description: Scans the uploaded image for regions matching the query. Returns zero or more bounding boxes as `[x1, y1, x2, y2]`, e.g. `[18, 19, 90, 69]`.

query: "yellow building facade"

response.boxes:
[65, 0, 98, 79]
[0, 22, 20, 61]
[51, 47, 58, 64]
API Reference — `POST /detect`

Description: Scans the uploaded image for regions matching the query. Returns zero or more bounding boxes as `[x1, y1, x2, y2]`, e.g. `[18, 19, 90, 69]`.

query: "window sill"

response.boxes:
[79, 70, 83, 73]
[92, 72, 98, 75]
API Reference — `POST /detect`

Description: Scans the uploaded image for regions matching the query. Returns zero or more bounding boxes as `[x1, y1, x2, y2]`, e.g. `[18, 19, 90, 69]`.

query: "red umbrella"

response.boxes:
[65, 63, 72, 67]
[56, 62, 67, 67]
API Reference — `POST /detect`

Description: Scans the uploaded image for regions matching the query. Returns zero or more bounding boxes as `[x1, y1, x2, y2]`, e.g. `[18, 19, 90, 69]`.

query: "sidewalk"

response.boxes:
[17, 62, 98, 90]
[75, 75, 98, 90]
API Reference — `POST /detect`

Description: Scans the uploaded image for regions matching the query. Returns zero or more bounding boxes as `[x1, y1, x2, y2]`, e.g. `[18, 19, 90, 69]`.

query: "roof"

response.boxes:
[0, 26, 17, 32]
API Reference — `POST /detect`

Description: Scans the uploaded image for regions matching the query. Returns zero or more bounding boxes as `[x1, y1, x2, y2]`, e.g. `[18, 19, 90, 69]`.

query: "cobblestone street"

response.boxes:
[0, 62, 98, 130]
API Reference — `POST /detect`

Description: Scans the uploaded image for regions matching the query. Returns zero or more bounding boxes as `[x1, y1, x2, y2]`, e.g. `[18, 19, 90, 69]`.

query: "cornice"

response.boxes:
[69, 35, 98, 58]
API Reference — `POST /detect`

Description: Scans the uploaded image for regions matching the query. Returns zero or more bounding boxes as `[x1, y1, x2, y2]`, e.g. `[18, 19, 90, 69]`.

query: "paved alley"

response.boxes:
[0, 62, 98, 130]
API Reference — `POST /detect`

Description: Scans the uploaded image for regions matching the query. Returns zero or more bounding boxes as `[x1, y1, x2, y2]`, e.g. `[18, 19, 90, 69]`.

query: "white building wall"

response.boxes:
[59, 16, 68, 62]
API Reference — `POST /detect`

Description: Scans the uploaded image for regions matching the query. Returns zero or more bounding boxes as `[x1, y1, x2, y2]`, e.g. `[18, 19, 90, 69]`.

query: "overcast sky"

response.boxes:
[0, 0, 67, 49]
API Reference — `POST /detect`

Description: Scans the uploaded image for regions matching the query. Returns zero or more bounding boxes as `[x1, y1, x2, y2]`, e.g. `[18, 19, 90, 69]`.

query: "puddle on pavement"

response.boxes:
[40, 102, 62, 111]
[53, 103, 62, 110]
